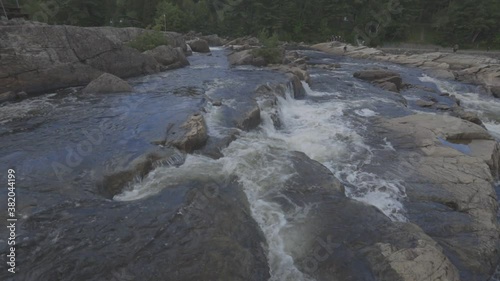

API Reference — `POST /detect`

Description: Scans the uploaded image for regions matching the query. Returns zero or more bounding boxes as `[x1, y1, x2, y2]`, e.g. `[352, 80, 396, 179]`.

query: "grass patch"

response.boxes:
[127, 31, 170, 52]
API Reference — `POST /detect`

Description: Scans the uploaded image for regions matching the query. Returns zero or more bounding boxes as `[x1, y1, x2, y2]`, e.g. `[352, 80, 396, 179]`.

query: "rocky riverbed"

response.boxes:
[312, 42, 500, 99]
[0, 23, 499, 281]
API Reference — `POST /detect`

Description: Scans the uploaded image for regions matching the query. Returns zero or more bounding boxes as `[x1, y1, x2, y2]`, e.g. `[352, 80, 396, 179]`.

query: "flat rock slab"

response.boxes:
[377, 114, 500, 280]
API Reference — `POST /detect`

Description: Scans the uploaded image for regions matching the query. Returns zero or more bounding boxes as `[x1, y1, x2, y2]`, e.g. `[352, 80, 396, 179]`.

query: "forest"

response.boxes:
[7, 0, 500, 48]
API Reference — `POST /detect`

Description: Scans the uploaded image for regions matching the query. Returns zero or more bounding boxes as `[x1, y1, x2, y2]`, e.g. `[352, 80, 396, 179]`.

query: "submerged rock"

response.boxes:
[82, 73, 132, 94]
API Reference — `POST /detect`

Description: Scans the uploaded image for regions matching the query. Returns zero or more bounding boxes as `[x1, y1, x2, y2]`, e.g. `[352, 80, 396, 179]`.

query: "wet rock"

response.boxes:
[15, 178, 269, 281]
[289, 74, 306, 99]
[379, 114, 500, 280]
[227, 49, 271, 67]
[354, 70, 403, 92]
[268, 64, 310, 83]
[451, 107, 484, 127]
[0, 91, 16, 103]
[187, 38, 210, 53]
[143, 45, 189, 70]
[169, 114, 209, 153]
[436, 104, 451, 111]
[212, 100, 222, 106]
[314, 64, 341, 70]
[415, 99, 435, 108]
[267, 152, 460, 281]
[82, 73, 132, 94]
[378, 81, 399, 93]
[100, 147, 184, 198]
[491, 86, 500, 98]
[236, 104, 261, 131]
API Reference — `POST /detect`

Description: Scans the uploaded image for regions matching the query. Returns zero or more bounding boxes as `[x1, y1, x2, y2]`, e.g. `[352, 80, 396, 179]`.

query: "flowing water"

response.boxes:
[1, 48, 499, 280]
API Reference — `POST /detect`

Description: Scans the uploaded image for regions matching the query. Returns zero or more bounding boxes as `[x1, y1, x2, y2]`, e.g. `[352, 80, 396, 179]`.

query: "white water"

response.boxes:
[419, 74, 500, 139]
[115, 80, 409, 280]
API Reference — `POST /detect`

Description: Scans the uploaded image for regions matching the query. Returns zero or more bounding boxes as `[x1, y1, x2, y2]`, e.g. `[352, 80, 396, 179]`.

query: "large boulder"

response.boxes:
[236, 103, 261, 131]
[200, 34, 224, 46]
[354, 69, 403, 92]
[228, 49, 284, 68]
[187, 38, 210, 53]
[82, 73, 132, 94]
[0, 24, 160, 94]
[144, 45, 189, 70]
[168, 113, 209, 153]
[378, 114, 500, 280]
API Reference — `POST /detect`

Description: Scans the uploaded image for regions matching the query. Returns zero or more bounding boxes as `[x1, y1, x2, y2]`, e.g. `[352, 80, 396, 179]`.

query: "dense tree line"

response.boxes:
[16, 0, 500, 48]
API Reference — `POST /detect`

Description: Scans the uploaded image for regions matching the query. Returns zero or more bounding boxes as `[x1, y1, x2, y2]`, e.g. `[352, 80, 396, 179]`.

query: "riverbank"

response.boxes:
[311, 42, 500, 98]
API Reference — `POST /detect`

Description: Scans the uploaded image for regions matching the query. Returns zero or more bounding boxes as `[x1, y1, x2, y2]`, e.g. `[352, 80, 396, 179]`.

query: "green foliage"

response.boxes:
[153, 1, 189, 32]
[251, 47, 283, 65]
[127, 31, 170, 52]
[257, 29, 280, 48]
[20, 0, 500, 48]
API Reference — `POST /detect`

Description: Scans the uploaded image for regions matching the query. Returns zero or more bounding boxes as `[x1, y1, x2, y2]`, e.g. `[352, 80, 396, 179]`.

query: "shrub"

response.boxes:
[252, 47, 283, 65]
[127, 31, 170, 52]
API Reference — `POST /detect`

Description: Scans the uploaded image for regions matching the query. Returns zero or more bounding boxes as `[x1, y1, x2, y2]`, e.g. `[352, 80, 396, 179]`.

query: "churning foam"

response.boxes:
[419, 74, 500, 139]
[115, 78, 411, 280]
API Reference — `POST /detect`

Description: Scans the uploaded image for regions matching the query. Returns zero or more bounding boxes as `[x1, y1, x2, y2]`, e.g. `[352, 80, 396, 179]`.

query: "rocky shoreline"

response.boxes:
[312, 42, 500, 99]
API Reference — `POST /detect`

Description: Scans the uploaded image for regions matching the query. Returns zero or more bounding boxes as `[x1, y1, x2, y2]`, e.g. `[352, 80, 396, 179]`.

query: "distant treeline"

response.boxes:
[17, 0, 500, 48]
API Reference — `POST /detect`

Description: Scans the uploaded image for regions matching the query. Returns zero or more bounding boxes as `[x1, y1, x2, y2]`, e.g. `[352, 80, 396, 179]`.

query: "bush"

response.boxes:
[127, 31, 170, 52]
[251, 47, 283, 65]
[257, 28, 280, 48]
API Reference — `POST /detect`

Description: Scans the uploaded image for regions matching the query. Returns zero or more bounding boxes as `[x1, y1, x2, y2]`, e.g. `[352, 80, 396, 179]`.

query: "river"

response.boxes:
[1, 47, 499, 280]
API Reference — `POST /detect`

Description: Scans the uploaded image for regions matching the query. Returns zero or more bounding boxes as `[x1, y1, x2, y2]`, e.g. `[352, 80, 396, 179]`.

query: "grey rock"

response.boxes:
[415, 99, 435, 108]
[199, 34, 224, 46]
[491, 86, 500, 98]
[144, 45, 189, 69]
[267, 151, 460, 281]
[0, 24, 161, 94]
[236, 104, 261, 131]
[0, 91, 16, 103]
[82, 73, 132, 94]
[379, 114, 499, 280]
[378, 81, 399, 93]
[168, 114, 209, 153]
[436, 104, 451, 111]
[187, 38, 210, 53]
